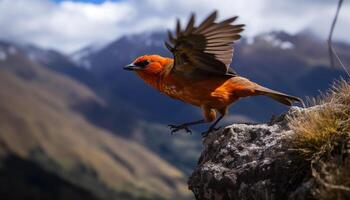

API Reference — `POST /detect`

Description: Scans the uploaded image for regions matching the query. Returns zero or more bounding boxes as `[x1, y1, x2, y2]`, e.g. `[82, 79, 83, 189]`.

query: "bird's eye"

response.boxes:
[135, 60, 150, 67]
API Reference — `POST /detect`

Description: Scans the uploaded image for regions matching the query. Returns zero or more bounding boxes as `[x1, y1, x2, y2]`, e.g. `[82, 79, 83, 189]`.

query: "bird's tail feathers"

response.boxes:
[256, 87, 304, 107]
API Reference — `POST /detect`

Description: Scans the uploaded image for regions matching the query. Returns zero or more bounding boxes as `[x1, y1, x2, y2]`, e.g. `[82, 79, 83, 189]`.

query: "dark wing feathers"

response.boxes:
[167, 30, 175, 44]
[184, 13, 195, 34]
[176, 18, 181, 36]
[195, 11, 217, 33]
[166, 11, 244, 76]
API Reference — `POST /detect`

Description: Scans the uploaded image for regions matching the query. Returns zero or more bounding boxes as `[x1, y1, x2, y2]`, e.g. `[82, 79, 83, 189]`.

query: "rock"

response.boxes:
[188, 107, 313, 200]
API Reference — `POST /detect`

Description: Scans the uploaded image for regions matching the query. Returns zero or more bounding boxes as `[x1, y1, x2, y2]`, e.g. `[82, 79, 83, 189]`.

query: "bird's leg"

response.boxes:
[209, 115, 224, 131]
[168, 119, 205, 134]
[202, 115, 224, 137]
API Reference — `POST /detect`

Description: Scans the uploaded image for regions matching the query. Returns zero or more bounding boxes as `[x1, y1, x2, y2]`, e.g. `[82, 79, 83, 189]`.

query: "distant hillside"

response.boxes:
[1, 30, 348, 178]
[68, 31, 349, 175]
[69, 31, 349, 125]
[0, 155, 100, 200]
[0, 38, 204, 175]
[0, 46, 191, 200]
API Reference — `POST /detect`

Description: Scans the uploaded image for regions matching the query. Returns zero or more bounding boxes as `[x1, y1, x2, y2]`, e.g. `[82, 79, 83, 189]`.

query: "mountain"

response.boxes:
[2, 30, 349, 181]
[0, 42, 191, 200]
[10, 30, 347, 175]
[1, 29, 349, 199]
[1, 39, 202, 176]
[54, 31, 347, 177]
[0, 155, 100, 200]
[71, 44, 105, 69]
[71, 30, 349, 124]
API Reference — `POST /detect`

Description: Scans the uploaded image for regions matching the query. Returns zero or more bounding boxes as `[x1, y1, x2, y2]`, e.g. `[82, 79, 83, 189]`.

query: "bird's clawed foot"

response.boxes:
[201, 126, 221, 137]
[168, 124, 192, 134]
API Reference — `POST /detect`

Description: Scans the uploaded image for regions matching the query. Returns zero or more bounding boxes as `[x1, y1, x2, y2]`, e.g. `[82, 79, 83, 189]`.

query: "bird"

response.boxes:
[124, 11, 302, 136]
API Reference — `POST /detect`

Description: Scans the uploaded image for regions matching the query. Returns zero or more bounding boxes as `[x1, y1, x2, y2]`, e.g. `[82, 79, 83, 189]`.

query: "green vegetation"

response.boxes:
[288, 79, 350, 199]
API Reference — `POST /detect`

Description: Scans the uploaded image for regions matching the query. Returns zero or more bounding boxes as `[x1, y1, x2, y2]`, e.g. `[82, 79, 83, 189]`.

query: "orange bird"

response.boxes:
[124, 11, 301, 136]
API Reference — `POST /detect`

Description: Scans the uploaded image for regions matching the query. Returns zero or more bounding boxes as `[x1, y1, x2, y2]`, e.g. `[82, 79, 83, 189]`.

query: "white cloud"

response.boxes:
[0, 0, 349, 53]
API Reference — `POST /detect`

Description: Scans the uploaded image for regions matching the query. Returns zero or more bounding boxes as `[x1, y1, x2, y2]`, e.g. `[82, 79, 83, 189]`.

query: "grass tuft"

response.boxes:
[288, 79, 350, 199]
[289, 79, 350, 160]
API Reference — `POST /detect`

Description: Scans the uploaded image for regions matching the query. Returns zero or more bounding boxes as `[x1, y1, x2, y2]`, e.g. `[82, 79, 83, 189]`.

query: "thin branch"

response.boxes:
[328, 0, 343, 68]
[328, 0, 350, 77]
[330, 46, 350, 77]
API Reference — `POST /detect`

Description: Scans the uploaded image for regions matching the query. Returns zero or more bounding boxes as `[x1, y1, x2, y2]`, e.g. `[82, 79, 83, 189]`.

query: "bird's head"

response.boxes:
[124, 55, 170, 75]
[124, 55, 172, 88]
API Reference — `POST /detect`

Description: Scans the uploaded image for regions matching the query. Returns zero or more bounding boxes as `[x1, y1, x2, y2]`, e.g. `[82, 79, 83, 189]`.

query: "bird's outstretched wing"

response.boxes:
[165, 11, 244, 77]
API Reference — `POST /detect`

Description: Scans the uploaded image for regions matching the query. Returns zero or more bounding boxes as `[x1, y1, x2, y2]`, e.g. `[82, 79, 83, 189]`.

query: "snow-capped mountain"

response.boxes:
[2, 30, 349, 125]
[0, 41, 70, 66]
[72, 30, 350, 123]
[71, 44, 106, 69]
[1, 30, 349, 199]
[0, 42, 20, 61]
[69, 32, 169, 72]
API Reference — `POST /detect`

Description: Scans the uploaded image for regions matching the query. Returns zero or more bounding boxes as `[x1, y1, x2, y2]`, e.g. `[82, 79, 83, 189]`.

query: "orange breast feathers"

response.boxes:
[160, 74, 260, 108]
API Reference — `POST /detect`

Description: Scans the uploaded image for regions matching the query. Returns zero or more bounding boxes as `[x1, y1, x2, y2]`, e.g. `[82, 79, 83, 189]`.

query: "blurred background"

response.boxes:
[0, 0, 349, 199]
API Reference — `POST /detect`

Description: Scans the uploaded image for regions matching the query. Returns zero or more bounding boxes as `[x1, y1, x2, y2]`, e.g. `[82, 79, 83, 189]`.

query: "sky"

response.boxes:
[0, 0, 349, 54]
[52, 0, 117, 4]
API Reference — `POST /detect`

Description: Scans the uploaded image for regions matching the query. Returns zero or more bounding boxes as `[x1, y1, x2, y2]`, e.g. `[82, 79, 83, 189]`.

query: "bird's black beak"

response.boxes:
[123, 64, 139, 71]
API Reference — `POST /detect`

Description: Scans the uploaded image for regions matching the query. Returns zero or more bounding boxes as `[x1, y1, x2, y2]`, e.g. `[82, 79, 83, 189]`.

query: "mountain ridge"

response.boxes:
[0, 45, 191, 200]
[1, 29, 349, 182]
